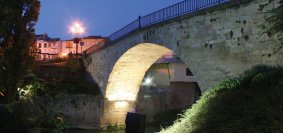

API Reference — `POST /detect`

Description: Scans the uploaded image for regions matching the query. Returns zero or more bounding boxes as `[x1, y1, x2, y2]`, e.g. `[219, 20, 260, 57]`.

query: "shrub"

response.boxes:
[160, 65, 283, 133]
[107, 123, 125, 131]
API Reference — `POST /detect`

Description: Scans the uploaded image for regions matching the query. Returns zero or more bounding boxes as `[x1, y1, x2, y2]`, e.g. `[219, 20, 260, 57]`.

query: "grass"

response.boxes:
[160, 65, 283, 133]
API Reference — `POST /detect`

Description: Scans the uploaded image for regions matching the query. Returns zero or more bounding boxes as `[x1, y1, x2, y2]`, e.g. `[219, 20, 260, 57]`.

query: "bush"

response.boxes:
[160, 65, 283, 133]
[38, 113, 69, 133]
[107, 123, 125, 131]
[153, 109, 183, 126]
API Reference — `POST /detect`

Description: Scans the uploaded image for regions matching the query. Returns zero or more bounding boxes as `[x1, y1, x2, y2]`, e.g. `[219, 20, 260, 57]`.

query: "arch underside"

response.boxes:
[105, 43, 171, 101]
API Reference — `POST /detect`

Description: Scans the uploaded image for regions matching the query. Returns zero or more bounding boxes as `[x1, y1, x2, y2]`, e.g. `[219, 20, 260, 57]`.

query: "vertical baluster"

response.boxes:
[187, 0, 189, 12]
[165, 8, 167, 20]
[208, 0, 210, 6]
[191, 0, 193, 12]
[194, 0, 198, 10]
[185, 0, 186, 13]
[163, 9, 165, 21]
[176, 4, 178, 16]
[156, 11, 160, 22]
[172, 6, 174, 17]
[173, 5, 175, 17]
[170, 6, 172, 17]
[181, 2, 183, 14]
[179, 3, 180, 15]
[153, 13, 155, 23]
[160, 10, 163, 21]
[155, 12, 157, 23]
[138, 16, 141, 28]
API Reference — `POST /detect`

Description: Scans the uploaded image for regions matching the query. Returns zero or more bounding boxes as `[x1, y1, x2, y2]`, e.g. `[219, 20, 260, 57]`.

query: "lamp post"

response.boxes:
[69, 22, 84, 57]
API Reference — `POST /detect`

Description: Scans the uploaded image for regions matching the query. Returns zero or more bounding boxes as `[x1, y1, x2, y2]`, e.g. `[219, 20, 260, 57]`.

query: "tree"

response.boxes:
[265, 0, 283, 40]
[0, 0, 40, 102]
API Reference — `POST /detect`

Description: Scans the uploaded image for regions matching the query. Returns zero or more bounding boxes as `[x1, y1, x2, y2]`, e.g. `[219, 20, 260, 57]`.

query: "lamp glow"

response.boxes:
[60, 53, 68, 57]
[69, 22, 85, 35]
[145, 78, 152, 85]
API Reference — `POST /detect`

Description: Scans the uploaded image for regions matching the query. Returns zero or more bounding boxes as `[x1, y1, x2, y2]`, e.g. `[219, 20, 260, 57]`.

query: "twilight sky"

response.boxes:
[35, 0, 183, 40]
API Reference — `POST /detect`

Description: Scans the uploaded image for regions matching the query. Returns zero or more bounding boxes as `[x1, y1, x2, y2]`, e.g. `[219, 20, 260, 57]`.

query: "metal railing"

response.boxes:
[108, 0, 230, 42]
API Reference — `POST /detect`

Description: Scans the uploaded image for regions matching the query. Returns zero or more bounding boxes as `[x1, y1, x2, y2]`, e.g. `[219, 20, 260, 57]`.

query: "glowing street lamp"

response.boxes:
[144, 78, 152, 85]
[69, 22, 85, 57]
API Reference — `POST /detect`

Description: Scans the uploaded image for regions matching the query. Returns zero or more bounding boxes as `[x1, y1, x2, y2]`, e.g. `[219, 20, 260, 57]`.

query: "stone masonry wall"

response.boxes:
[84, 0, 283, 125]
[85, 0, 282, 94]
[50, 95, 102, 129]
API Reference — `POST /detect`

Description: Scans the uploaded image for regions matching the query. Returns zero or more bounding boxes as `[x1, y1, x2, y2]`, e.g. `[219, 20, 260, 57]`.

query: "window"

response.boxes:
[48, 43, 51, 47]
[53, 43, 56, 46]
[66, 42, 73, 48]
[44, 43, 47, 48]
[38, 43, 41, 48]
[186, 68, 193, 76]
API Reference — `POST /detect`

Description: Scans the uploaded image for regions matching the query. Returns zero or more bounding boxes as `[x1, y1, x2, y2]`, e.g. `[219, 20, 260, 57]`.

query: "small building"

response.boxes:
[35, 34, 62, 60]
[61, 36, 105, 57]
[35, 34, 106, 60]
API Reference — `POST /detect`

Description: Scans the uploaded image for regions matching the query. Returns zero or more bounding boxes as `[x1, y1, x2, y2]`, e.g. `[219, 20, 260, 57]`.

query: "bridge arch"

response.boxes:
[81, 0, 283, 126]
[105, 43, 172, 101]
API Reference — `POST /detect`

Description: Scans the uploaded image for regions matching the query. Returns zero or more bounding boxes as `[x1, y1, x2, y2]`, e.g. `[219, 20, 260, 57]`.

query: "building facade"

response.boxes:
[61, 36, 105, 56]
[35, 34, 105, 60]
[35, 34, 62, 60]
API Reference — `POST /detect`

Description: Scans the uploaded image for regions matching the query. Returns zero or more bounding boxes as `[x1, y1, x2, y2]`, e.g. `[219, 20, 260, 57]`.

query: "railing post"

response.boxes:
[138, 16, 141, 28]
[178, 3, 180, 15]
[163, 9, 165, 21]
[195, 0, 198, 10]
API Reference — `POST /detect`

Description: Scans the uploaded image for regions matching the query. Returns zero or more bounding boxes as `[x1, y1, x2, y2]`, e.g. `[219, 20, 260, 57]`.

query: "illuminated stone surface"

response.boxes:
[105, 43, 171, 101]
[83, 0, 283, 126]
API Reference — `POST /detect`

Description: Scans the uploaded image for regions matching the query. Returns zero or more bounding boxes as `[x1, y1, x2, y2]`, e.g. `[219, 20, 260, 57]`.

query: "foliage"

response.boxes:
[0, 0, 40, 102]
[107, 123, 126, 131]
[12, 71, 98, 132]
[265, 0, 283, 40]
[1, 71, 71, 133]
[153, 109, 183, 126]
[0, 102, 31, 133]
[36, 113, 69, 133]
[66, 58, 84, 73]
[160, 65, 283, 133]
[18, 72, 99, 101]
[37, 58, 68, 65]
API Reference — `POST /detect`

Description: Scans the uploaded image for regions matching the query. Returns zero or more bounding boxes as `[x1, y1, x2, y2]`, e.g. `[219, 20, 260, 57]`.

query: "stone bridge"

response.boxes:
[83, 0, 283, 126]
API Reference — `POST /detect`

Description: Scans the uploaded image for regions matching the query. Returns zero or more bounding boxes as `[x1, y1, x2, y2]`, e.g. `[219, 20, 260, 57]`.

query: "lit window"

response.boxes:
[66, 42, 73, 48]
